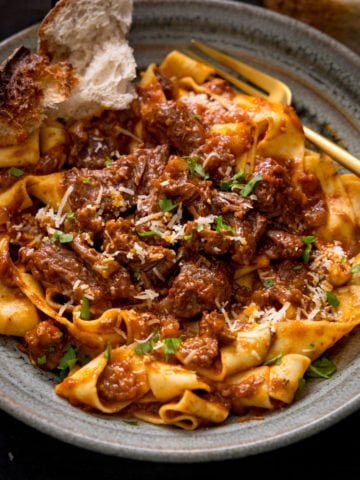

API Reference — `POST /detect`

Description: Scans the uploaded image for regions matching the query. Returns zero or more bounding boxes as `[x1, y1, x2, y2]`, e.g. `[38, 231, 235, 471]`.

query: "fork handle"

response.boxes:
[304, 126, 360, 176]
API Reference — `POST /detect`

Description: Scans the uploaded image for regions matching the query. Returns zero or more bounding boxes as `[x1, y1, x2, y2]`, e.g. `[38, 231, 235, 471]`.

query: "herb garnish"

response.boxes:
[134, 331, 182, 361]
[351, 264, 360, 274]
[163, 337, 182, 361]
[105, 157, 112, 168]
[36, 354, 47, 366]
[134, 330, 160, 355]
[263, 279, 274, 289]
[80, 296, 90, 320]
[220, 171, 246, 191]
[184, 155, 209, 180]
[82, 177, 91, 184]
[302, 235, 316, 264]
[137, 230, 162, 237]
[50, 231, 74, 244]
[240, 174, 262, 197]
[66, 212, 75, 220]
[306, 357, 337, 379]
[215, 215, 234, 233]
[264, 354, 283, 366]
[325, 291, 340, 308]
[57, 345, 78, 380]
[104, 341, 112, 361]
[159, 197, 177, 212]
[8, 167, 24, 177]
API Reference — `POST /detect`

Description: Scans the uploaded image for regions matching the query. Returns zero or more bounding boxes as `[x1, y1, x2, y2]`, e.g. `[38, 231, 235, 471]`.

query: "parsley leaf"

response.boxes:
[137, 230, 162, 237]
[36, 354, 47, 366]
[159, 197, 177, 212]
[351, 264, 360, 274]
[306, 357, 337, 379]
[215, 215, 234, 233]
[163, 337, 182, 361]
[240, 174, 262, 197]
[80, 296, 90, 320]
[135, 330, 160, 355]
[105, 157, 112, 168]
[220, 171, 246, 191]
[104, 341, 112, 361]
[8, 167, 24, 177]
[57, 345, 78, 380]
[50, 231, 74, 244]
[82, 177, 91, 184]
[184, 155, 209, 180]
[302, 235, 316, 264]
[325, 291, 340, 308]
[66, 212, 75, 220]
[263, 279, 274, 289]
[264, 354, 283, 365]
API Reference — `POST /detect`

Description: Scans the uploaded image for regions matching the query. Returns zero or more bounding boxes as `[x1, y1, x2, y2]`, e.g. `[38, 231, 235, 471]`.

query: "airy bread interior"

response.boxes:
[38, 0, 137, 120]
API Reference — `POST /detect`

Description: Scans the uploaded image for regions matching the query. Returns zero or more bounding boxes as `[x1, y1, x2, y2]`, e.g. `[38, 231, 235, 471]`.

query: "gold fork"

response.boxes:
[185, 40, 360, 176]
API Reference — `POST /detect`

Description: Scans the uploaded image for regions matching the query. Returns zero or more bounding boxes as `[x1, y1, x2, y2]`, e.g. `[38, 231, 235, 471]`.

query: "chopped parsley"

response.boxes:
[135, 330, 160, 355]
[302, 235, 316, 264]
[263, 279, 274, 289]
[159, 197, 177, 212]
[66, 212, 75, 220]
[351, 264, 360, 274]
[134, 331, 182, 361]
[50, 231, 74, 244]
[240, 174, 262, 197]
[220, 171, 246, 191]
[215, 215, 234, 233]
[184, 155, 209, 180]
[80, 296, 90, 320]
[298, 377, 306, 392]
[82, 177, 91, 184]
[104, 341, 112, 361]
[36, 354, 47, 366]
[163, 337, 182, 361]
[306, 357, 337, 379]
[183, 234, 193, 241]
[264, 354, 283, 366]
[137, 230, 162, 237]
[57, 345, 78, 380]
[325, 291, 340, 308]
[8, 167, 24, 177]
[123, 420, 139, 426]
[105, 157, 113, 168]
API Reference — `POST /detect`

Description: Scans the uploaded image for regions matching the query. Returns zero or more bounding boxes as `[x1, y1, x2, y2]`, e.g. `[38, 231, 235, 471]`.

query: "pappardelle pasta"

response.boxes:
[0, 50, 359, 430]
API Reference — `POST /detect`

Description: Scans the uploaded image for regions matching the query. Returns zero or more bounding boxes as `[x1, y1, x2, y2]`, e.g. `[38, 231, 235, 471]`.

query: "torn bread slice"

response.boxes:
[0, 46, 76, 147]
[38, 0, 137, 120]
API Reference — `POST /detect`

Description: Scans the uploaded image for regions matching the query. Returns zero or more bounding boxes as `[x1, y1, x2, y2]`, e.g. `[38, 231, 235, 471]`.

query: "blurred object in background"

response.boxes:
[0, 0, 52, 41]
[263, 0, 360, 54]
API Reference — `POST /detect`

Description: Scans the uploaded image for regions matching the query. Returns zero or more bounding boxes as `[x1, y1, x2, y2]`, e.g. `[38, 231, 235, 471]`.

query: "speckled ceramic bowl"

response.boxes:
[0, 0, 359, 463]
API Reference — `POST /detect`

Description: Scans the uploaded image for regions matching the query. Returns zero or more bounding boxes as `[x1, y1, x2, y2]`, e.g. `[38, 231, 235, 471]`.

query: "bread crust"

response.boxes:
[0, 46, 76, 147]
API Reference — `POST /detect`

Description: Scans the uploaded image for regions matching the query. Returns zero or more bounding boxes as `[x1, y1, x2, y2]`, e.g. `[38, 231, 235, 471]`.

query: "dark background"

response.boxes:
[0, 1, 359, 479]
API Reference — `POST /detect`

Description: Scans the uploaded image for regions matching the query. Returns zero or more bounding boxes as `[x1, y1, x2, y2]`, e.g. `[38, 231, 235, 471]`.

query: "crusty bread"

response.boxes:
[0, 47, 76, 147]
[263, 0, 360, 54]
[38, 0, 137, 120]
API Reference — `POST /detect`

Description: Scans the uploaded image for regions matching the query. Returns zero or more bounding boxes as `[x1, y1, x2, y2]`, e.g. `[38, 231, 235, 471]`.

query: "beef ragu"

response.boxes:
[1, 50, 359, 430]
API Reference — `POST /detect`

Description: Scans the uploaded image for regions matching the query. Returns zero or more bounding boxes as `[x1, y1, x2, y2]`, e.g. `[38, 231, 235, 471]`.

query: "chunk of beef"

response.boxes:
[22, 320, 65, 370]
[262, 229, 304, 260]
[143, 100, 205, 155]
[72, 234, 137, 299]
[165, 257, 232, 318]
[67, 109, 137, 169]
[19, 242, 112, 312]
[231, 212, 267, 264]
[103, 218, 176, 278]
[199, 311, 236, 346]
[176, 336, 219, 369]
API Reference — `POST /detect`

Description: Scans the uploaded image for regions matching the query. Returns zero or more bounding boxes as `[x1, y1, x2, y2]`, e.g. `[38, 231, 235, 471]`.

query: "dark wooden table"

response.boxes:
[0, 1, 359, 479]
